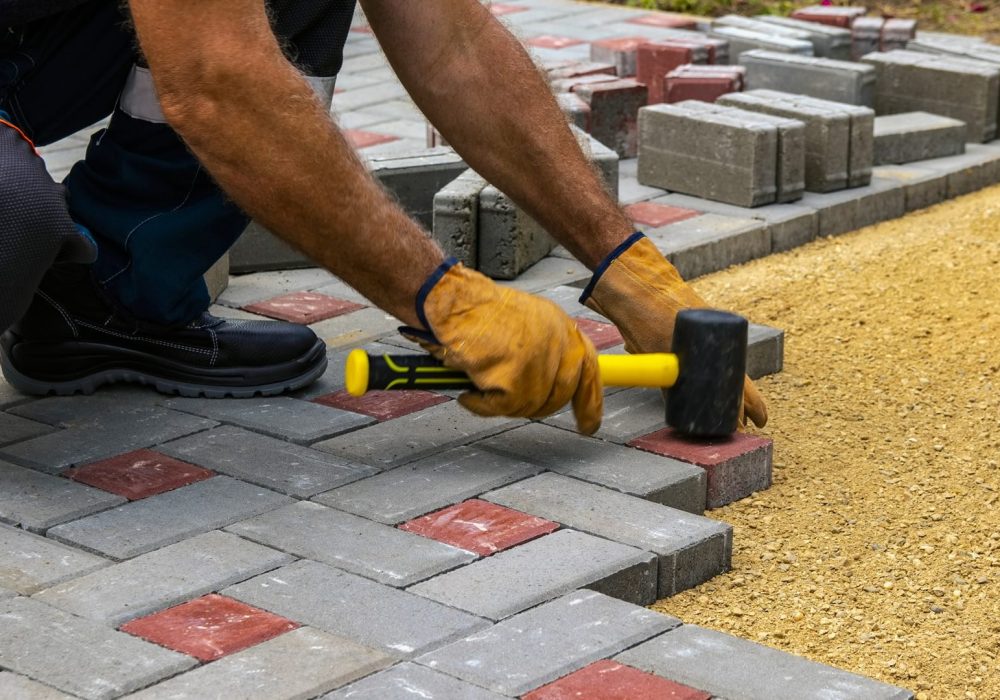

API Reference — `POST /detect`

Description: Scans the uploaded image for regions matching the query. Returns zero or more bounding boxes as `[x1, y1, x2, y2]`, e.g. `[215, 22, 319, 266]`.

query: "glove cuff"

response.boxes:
[578, 231, 645, 305]
[407, 256, 460, 344]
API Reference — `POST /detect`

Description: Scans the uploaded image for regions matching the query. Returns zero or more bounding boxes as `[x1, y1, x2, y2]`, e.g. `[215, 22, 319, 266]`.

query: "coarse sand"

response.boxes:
[652, 185, 1000, 700]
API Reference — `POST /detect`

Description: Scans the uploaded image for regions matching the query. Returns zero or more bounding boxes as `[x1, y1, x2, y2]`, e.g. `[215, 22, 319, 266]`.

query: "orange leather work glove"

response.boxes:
[406, 260, 603, 434]
[580, 233, 768, 428]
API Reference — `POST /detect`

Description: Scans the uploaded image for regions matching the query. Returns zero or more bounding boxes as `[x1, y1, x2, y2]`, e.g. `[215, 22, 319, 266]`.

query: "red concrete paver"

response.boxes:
[243, 292, 365, 325]
[626, 13, 699, 30]
[64, 449, 214, 501]
[399, 499, 559, 556]
[343, 129, 400, 149]
[575, 317, 624, 350]
[527, 35, 585, 49]
[637, 42, 701, 104]
[524, 660, 712, 700]
[120, 594, 299, 662]
[790, 6, 866, 28]
[313, 389, 450, 422]
[625, 202, 700, 228]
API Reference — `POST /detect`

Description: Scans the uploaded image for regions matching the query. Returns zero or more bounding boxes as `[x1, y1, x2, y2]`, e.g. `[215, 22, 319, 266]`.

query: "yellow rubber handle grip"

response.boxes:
[598, 353, 678, 388]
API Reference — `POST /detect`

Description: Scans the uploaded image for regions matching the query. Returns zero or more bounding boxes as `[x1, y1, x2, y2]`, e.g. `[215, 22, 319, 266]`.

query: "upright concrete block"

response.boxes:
[881, 18, 917, 52]
[874, 112, 967, 165]
[590, 37, 647, 77]
[477, 185, 555, 280]
[637, 40, 709, 104]
[747, 323, 785, 379]
[851, 16, 884, 60]
[369, 147, 467, 229]
[432, 168, 487, 268]
[574, 78, 648, 158]
[739, 50, 876, 106]
[707, 26, 813, 64]
[862, 50, 1000, 142]
[795, 94, 874, 187]
[753, 15, 852, 60]
[638, 102, 778, 207]
[203, 254, 230, 303]
[556, 91, 591, 131]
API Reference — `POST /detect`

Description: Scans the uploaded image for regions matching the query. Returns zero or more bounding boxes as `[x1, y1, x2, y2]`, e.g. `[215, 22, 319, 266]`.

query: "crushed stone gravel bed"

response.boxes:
[652, 185, 1000, 700]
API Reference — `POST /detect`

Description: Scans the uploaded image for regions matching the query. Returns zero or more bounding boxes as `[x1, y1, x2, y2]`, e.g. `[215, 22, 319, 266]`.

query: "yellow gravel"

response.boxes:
[652, 185, 1000, 700]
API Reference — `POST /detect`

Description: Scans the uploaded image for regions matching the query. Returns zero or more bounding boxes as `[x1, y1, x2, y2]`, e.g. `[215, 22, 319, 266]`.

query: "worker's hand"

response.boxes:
[581, 233, 768, 428]
[404, 260, 603, 434]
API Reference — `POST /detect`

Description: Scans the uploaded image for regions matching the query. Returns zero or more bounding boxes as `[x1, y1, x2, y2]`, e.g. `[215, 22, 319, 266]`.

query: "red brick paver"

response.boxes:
[399, 499, 558, 556]
[625, 202, 700, 228]
[243, 292, 365, 325]
[524, 660, 712, 700]
[121, 595, 299, 662]
[575, 317, 624, 351]
[64, 450, 214, 501]
[527, 35, 585, 49]
[343, 129, 400, 149]
[313, 389, 450, 422]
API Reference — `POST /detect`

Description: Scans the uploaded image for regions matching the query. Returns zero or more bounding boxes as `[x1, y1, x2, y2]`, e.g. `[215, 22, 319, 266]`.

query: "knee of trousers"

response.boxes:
[0, 133, 82, 331]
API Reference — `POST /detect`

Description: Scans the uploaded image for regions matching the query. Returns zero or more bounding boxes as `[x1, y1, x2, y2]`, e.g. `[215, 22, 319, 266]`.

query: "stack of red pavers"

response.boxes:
[663, 64, 745, 104]
[636, 36, 729, 104]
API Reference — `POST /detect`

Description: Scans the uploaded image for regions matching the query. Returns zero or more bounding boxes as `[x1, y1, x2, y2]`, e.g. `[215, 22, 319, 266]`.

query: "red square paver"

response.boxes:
[526, 35, 585, 49]
[120, 594, 298, 662]
[575, 317, 624, 350]
[629, 428, 774, 509]
[313, 389, 450, 422]
[64, 449, 214, 501]
[626, 13, 699, 30]
[524, 660, 711, 700]
[399, 499, 558, 556]
[625, 202, 700, 228]
[344, 129, 400, 149]
[489, 2, 528, 15]
[243, 292, 365, 325]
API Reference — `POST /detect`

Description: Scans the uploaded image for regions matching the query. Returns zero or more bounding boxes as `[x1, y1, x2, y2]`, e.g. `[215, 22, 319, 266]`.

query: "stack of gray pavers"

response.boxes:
[862, 49, 1000, 143]
[637, 100, 805, 207]
[432, 126, 618, 279]
[707, 24, 813, 63]
[718, 89, 874, 192]
[739, 50, 877, 107]
[752, 15, 852, 60]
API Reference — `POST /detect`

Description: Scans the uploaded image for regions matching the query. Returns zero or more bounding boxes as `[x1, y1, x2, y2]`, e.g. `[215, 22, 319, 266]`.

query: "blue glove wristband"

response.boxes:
[578, 231, 646, 305]
[397, 256, 459, 345]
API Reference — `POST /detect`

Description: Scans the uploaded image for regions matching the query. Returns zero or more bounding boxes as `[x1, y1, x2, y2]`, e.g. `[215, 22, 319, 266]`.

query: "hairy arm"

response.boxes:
[361, 0, 633, 269]
[127, 0, 444, 326]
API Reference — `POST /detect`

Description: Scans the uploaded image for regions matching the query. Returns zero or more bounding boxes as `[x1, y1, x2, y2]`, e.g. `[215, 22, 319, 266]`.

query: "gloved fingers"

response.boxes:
[570, 336, 603, 435]
[742, 375, 768, 429]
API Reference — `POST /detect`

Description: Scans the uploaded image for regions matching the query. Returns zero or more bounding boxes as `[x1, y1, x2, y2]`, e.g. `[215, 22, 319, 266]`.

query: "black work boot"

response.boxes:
[0, 265, 327, 397]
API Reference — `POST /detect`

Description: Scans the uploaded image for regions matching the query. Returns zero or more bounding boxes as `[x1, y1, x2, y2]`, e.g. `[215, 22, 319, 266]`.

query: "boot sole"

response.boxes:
[0, 339, 328, 399]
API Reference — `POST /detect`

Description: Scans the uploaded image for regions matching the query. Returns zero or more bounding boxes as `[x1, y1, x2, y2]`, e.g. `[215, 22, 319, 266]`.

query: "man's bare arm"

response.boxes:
[360, 0, 633, 270]
[127, 0, 443, 327]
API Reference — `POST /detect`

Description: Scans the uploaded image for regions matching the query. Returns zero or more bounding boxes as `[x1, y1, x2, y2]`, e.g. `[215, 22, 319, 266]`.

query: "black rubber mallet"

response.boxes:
[345, 308, 747, 437]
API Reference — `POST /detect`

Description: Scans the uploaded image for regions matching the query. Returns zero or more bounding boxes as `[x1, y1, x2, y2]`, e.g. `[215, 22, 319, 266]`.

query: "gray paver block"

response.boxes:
[477, 184, 556, 280]
[224, 559, 490, 659]
[872, 164, 949, 212]
[130, 627, 392, 700]
[163, 396, 373, 445]
[227, 501, 475, 587]
[546, 388, 671, 444]
[0, 597, 195, 700]
[739, 49, 876, 106]
[159, 426, 378, 498]
[862, 50, 1000, 143]
[0, 459, 125, 532]
[708, 26, 813, 63]
[369, 147, 467, 230]
[323, 662, 507, 700]
[0, 406, 216, 474]
[203, 253, 230, 303]
[478, 423, 706, 512]
[556, 91, 591, 132]
[638, 102, 778, 208]
[486, 473, 731, 597]
[313, 402, 520, 470]
[7, 391, 161, 427]
[47, 476, 293, 560]
[932, 143, 1000, 197]
[0, 412, 51, 447]
[753, 15, 852, 60]
[314, 445, 542, 524]
[33, 530, 292, 626]
[874, 112, 967, 165]
[495, 255, 591, 293]
[617, 625, 915, 700]
[0, 672, 76, 700]
[747, 323, 785, 379]
[798, 177, 905, 237]
[417, 591, 679, 697]
[308, 307, 402, 350]
[719, 90, 850, 193]
[291, 340, 400, 400]
[654, 192, 818, 254]
[230, 221, 313, 274]
[408, 529, 658, 620]
[432, 168, 487, 268]
[0, 524, 108, 595]
[574, 78, 647, 158]
[644, 212, 771, 279]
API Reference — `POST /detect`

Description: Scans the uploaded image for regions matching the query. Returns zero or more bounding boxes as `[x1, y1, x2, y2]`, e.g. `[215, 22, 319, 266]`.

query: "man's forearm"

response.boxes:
[362, 0, 633, 269]
[129, 0, 443, 327]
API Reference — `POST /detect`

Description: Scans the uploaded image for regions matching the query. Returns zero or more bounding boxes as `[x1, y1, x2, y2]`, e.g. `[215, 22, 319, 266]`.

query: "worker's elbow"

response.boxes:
[157, 86, 223, 139]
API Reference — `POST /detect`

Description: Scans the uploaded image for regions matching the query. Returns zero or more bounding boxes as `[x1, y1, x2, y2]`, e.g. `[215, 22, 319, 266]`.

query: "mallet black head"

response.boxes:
[666, 309, 748, 438]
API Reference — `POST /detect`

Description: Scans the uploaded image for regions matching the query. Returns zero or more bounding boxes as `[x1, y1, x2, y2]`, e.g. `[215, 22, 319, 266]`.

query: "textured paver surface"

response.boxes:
[12, 0, 992, 696]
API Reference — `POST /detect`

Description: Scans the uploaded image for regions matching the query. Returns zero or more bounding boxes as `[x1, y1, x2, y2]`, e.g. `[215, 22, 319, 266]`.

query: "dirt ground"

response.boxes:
[652, 186, 1000, 700]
